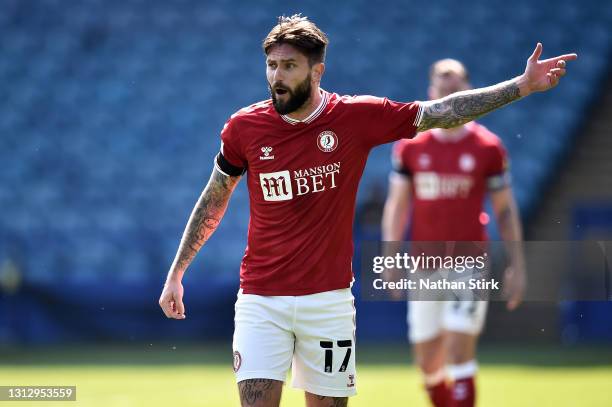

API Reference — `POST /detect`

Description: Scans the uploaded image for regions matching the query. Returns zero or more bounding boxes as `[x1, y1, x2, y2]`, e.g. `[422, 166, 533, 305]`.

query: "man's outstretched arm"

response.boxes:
[417, 43, 577, 132]
[159, 166, 241, 319]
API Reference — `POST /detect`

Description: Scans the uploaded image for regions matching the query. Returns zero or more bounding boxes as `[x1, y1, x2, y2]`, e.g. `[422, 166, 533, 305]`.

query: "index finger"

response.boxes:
[160, 300, 175, 318]
[159, 294, 181, 319]
[541, 53, 578, 64]
[174, 298, 186, 318]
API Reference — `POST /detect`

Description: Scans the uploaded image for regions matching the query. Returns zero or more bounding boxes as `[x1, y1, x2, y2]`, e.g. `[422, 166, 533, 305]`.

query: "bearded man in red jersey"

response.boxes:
[159, 15, 576, 407]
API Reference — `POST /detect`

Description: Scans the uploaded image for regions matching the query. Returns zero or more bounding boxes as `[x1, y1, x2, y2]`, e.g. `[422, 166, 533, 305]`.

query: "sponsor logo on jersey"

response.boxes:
[233, 351, 242, 372]
[347, 374, 355, 388]
[260, 170, 293, 201]
[259, 146, 274, 160]
[317, 131, 338, 153]
[259, 162, 341, 201]
[414, 172, 474, 200]
[459, 153, 475, 172]
[293, 162, 340, 196]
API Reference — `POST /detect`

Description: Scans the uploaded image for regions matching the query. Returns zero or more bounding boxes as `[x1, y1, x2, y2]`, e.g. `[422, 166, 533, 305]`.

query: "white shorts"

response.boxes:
[232, 288, 357, 397]
[408, 300, 488, 343]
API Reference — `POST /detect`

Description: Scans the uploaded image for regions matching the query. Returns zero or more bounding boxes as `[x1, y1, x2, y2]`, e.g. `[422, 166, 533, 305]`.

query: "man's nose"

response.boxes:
[272, 68, 285, 83]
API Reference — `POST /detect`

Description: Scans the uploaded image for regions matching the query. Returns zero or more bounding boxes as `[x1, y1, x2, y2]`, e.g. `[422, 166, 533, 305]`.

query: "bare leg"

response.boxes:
[238, 379, 283, 407]
[413, 333, 446, 374]
[305, 392, 348, 407]
[446, 331, 479, 407]
[413, 334, 449, 407]
[445, 331, 478, 365]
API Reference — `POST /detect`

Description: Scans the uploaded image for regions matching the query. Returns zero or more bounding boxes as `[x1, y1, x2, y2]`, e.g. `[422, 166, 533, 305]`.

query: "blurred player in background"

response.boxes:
[158, 14, 575, 407]
[382, 59, 527, 407]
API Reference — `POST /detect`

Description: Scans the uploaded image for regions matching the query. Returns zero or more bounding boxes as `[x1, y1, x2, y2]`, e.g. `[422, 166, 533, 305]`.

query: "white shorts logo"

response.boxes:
[260, 170, 293, 201]
[233, 351, 242, 372]
[317, 131, 338, 152]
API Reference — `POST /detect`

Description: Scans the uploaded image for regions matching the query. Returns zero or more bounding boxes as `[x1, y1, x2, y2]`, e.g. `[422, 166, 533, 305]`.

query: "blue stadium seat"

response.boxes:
[0, 0, 610, 282]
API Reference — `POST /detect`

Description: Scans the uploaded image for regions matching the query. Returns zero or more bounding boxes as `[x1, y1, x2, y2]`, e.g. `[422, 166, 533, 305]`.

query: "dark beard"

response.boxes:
[270, 74, 312, 115]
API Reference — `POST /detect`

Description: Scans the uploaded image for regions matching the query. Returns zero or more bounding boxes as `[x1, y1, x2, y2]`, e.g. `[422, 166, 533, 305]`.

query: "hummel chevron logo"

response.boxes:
[260, 146, 274, 160]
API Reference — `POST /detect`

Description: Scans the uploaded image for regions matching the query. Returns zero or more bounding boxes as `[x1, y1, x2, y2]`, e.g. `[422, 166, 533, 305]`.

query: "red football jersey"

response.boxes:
[392, 122, 510, 242]
[217, 90, 422, 295]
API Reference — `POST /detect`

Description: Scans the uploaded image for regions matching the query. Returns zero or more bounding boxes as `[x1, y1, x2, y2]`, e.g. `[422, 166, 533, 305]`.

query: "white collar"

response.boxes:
[281, 90, 329, 125]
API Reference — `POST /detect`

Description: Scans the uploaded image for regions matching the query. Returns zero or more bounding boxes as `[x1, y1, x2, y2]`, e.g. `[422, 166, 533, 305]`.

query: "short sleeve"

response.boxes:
[391, 140, 412, 177]
[215, 117, 246, 176]
[355, 96, 423, 148]
[486, 141, 511, 191]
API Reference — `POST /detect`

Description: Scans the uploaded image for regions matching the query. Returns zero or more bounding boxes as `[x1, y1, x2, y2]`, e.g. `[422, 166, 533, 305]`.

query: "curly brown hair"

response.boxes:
[262, 14, 329, 65]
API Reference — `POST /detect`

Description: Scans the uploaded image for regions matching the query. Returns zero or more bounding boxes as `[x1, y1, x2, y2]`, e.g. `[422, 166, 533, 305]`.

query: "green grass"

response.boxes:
[1, 344, 611, 406]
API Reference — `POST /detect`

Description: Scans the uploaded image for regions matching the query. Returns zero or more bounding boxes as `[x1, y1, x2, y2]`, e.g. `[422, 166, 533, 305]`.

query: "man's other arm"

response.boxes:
[418, 43, 577, 132]
[381, 174, 412, 299]
[159, 167, 241, 319]
[491, 187, 526, 311]
[382, 174, 412, 241]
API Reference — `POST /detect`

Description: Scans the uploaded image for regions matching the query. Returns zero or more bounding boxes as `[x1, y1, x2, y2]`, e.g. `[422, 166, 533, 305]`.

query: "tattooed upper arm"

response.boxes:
[210, 166, 241, 197]
[189, 167, 241, 234]
[417, 80, 521, 132]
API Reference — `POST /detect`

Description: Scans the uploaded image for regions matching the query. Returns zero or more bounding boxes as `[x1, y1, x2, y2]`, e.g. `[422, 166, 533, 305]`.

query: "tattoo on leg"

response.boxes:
[238, 379, 279, 406]
[313, 395, 348, 407]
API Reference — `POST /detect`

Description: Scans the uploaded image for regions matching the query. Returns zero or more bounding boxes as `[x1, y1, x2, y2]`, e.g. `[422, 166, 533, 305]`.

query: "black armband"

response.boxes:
[215, 152, 245, 177]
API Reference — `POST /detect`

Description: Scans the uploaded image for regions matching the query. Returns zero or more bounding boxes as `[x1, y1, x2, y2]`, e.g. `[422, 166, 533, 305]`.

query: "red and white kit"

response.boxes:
[391, 122, 510, 343]
[217, 90, 422, 395]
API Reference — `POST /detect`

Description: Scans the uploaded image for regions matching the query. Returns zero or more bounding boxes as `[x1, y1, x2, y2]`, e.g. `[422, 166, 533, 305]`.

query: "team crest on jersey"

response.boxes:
[233, 351, 242, 372]
[459, 153, 475, 172]
[317, 131, 338, 153]
[418, 153, 431, 169]
[260, 146, 274, 160]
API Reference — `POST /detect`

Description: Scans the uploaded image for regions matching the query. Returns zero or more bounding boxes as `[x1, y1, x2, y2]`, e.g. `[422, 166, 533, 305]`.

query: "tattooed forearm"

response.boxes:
[418, 79, 522, 132]
[238, 379, 282, 406]
[169, 167, 240, 276]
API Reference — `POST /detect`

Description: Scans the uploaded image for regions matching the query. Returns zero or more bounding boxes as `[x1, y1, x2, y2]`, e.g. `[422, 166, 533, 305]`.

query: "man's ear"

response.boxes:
[312, 63, 325, 84]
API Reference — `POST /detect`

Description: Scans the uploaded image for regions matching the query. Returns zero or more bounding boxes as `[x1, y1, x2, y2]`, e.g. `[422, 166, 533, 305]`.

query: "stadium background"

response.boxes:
[1, 0, 611, 405]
